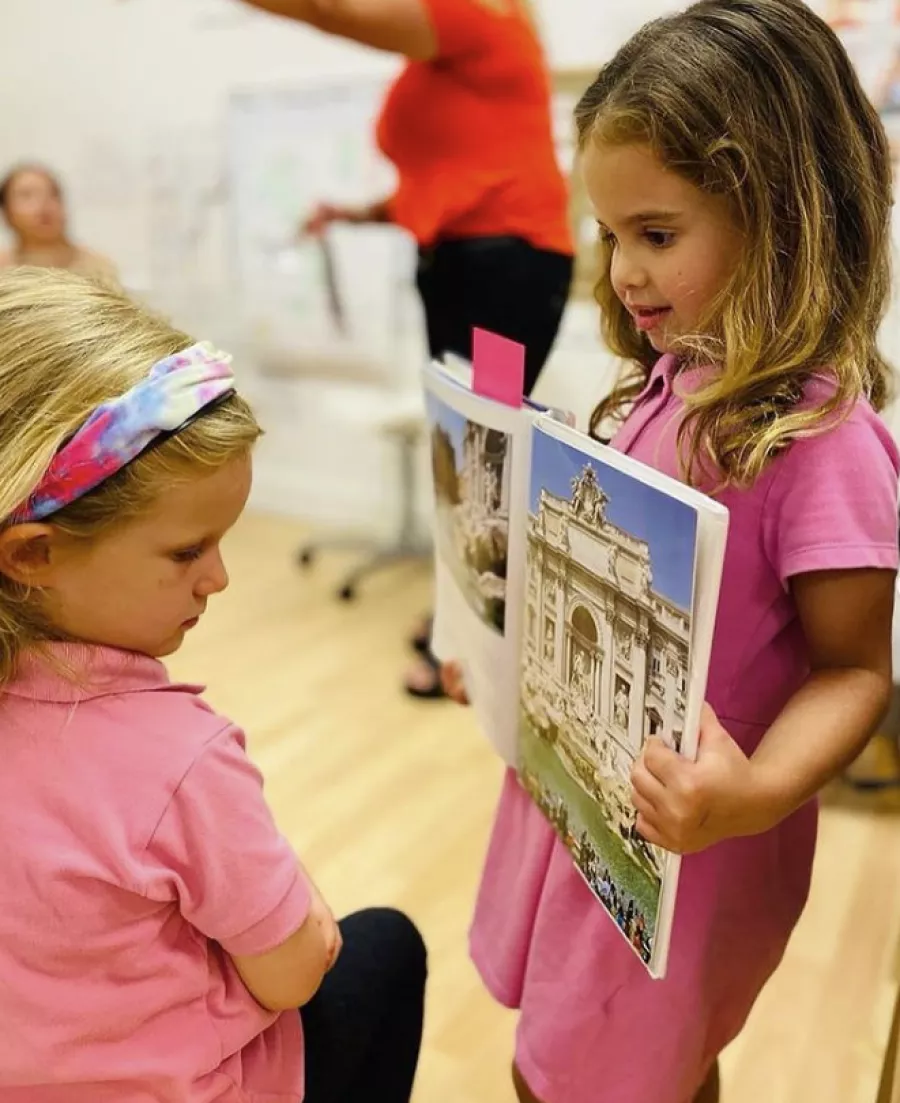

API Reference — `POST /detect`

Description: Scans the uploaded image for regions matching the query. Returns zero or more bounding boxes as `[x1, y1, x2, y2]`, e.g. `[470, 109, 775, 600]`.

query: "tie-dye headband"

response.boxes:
[14, 341, 236, 523]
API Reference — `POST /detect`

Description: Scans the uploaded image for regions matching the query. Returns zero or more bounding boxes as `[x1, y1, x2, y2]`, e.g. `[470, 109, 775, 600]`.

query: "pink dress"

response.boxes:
[469, 354, 900, 1103]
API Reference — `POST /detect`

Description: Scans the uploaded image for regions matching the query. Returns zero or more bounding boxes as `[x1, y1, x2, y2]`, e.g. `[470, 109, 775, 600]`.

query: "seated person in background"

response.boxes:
[0, 163, 118, 283]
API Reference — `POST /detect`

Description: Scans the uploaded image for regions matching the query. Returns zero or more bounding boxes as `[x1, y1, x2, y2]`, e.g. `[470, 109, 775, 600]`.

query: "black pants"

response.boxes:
[416, 235, 574, 397]
[301, 908, 427, 1103]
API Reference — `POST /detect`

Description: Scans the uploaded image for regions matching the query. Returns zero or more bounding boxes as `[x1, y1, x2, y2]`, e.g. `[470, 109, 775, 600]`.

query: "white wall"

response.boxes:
[0, 0, 640, 535]
[0, 0, 397, 288]
[0, 0, 674, 289]
[1, 0, 898, 536]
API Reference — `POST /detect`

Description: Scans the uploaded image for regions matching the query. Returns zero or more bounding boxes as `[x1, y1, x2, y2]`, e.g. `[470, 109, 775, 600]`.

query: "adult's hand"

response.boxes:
[301, 200, 388, 237]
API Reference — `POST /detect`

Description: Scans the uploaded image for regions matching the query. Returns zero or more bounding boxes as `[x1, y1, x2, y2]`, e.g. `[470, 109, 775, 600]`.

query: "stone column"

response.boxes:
[552, 568, 566, 683]
[599, 593, 614, 726]
[664, 652, 677, 737]
[476, 432, 486, 508]
[538, 553, 553, 663]
[629, 619, 649, 754]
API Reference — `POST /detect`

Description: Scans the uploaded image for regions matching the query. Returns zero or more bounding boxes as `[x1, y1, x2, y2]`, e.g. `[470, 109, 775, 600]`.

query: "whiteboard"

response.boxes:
[223, 69, 591, 356]
[225, 78, 420, 360]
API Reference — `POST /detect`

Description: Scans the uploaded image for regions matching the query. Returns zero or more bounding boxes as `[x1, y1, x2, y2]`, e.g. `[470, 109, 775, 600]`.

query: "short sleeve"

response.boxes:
[421, 0, 506, 60]
[763, 410, 900, 586]
[141, 726, 311, 958]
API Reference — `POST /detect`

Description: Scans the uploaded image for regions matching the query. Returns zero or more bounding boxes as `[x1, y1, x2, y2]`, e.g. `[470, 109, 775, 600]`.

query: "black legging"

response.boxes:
[301, 908, 427, 1103]
[415, 235, 574, 397]
[410, 234, 573, 687]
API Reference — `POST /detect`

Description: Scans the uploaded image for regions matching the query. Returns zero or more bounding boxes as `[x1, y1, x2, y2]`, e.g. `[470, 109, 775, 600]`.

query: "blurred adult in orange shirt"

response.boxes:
[242, 0, 574, 698]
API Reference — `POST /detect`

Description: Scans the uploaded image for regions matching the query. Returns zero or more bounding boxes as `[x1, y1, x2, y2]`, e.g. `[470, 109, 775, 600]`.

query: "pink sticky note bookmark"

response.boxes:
[471, 327, 526, 408]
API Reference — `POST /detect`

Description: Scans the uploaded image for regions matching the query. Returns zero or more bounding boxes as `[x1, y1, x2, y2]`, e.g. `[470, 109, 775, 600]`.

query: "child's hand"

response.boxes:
[630, 704, 769, 854]
[325, 922, 342, 971]
[307, 884, 342, 971]
[231, 879, 342, 1010]
[440, 661, 469, 705]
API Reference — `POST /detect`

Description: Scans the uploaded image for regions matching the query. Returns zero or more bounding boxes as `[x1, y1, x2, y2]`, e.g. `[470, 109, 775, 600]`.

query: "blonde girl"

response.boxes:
[0, 267, 426, 1103]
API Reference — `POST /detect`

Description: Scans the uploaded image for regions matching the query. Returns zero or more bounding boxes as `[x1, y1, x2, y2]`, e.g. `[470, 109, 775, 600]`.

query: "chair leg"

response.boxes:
[294, 425, 432, 600]
[296, 535, 379, 568]
[336, 544, 430, 600]
[333, 427, 431, 599]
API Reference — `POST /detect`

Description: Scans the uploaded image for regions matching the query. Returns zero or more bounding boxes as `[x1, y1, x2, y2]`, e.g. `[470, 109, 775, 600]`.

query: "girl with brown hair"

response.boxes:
[445, 2, 899, 1099]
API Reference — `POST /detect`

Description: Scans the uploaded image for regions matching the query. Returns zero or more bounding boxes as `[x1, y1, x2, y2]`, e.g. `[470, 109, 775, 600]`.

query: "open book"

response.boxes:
[423, 354, 729, 978]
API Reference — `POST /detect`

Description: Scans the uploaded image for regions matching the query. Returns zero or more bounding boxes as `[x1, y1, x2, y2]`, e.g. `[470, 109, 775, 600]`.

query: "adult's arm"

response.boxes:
[238, 0, 438, 60]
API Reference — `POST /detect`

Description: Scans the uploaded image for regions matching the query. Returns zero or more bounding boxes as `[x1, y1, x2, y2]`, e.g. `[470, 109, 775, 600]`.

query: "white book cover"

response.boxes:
[422, 358, 729, 978]
[423, 359, 538, 765]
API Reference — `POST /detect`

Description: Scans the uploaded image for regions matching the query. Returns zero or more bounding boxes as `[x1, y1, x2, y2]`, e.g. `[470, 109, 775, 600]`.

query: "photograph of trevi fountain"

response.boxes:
[426, 394, 511, 634]
[519, 430, 698, 963]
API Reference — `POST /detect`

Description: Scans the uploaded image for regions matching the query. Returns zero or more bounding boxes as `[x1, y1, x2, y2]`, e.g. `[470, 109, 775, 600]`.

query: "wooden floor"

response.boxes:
[168, 511, 900, 1103]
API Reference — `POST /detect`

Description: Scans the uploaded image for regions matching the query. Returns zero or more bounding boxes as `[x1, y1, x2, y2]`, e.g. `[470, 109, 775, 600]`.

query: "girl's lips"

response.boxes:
[631, 307, 672, 332]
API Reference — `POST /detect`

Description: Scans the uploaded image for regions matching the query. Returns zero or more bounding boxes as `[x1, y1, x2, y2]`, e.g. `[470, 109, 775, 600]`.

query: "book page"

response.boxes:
[423, 362, 534, 765]
[518, 418, 712, 975]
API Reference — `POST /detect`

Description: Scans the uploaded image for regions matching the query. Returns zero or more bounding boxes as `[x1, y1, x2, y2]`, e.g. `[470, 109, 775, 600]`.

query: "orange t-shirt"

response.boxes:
[375, 0, 574, 254]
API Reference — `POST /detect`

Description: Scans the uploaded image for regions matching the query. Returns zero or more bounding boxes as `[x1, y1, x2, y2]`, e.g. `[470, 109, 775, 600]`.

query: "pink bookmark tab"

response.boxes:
[471, 328, 526, 408]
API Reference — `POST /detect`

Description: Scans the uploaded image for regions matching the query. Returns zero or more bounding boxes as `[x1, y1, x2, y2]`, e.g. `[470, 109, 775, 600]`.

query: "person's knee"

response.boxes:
[386, 908, 428, 986]
[354, 907, 428, 989]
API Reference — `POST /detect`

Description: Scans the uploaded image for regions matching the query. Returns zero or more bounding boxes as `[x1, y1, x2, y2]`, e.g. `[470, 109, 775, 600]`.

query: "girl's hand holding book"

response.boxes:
[630, 704, 770, 855]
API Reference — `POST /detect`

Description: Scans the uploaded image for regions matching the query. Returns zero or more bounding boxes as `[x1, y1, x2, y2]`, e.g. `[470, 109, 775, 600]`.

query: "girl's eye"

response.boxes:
[645, 230, 675, 248]
[599, 229, 617, 246]
[171, 546, 204, 564]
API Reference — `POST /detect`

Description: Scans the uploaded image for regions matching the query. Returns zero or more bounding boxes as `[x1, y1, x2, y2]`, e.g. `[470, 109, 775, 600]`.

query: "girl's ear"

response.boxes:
[0, 524, 61, 586]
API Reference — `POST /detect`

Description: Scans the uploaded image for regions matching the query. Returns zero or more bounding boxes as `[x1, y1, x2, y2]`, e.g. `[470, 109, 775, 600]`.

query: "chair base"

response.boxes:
[296, 420, 432, 600]
[297, 535, 431, 601]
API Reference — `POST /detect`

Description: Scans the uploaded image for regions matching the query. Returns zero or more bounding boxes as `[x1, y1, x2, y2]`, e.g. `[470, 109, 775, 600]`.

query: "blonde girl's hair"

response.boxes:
[0, 266, 261, 684]
[576, 0, 894, 485]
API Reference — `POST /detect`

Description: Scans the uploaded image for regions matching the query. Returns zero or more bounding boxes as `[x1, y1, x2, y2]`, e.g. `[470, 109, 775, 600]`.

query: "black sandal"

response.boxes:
[404, 647, 447, 700]
[409, 616, 433, 656]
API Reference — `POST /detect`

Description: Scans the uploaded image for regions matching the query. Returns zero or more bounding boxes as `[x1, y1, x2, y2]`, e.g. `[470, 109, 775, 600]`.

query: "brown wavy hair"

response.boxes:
[576, 0, 893, 484]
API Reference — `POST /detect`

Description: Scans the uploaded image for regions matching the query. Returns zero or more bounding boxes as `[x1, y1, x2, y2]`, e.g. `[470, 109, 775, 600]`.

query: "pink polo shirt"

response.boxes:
[470, 355, 900, 1103]
[0, 644, 310, 1102]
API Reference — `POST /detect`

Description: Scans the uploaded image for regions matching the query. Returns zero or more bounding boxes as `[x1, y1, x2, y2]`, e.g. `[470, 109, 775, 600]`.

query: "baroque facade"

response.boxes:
[435, 420, 510, 628]
[522, 462, 690, 790]
[459, 423, 509, 519]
